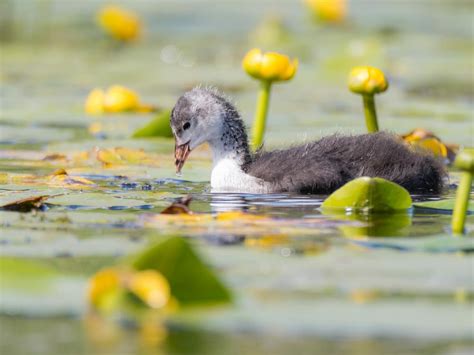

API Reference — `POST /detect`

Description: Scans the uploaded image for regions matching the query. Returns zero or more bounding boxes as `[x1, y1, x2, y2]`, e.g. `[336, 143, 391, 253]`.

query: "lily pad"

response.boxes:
[414, 199, 474, 213]
[0, 257, 59, 292]
[321, 177, 412, 213]
[132, 109, 173, 138]
[131, 236, 232, 306]
[351, 236, 474, 253]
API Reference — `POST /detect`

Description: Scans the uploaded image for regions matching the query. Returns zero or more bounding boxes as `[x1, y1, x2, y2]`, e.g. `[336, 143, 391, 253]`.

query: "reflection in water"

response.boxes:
[337, 212, 413, 238]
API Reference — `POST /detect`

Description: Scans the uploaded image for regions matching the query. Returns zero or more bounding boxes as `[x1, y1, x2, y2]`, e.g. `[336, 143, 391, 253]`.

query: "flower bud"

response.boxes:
[103, 85, 140, 113]
[454, 150, 474, 174]
[98, 6, 141, 42]
[242, 48, 298, 82]
[348, 66, 388, 95]
[85, 88, 105, 115]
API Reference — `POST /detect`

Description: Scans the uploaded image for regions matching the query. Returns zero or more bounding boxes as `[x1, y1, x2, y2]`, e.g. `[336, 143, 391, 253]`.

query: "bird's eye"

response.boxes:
[183, 122, 191, 130]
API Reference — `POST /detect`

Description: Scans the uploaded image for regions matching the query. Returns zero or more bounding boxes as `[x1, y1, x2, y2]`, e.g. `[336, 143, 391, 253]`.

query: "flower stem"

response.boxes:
[251, 80, 272, 150]
[362, 95, 379, 133]
[452, 172, 472, 235]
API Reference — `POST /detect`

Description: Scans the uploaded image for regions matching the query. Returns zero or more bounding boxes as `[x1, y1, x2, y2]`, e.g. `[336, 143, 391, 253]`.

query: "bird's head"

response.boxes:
[171, 88, 228, 173]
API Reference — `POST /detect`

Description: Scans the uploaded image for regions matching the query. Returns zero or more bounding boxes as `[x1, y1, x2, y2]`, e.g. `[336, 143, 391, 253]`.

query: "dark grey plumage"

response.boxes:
[247, 132, 446, 194]
[171, 88, 446, 195]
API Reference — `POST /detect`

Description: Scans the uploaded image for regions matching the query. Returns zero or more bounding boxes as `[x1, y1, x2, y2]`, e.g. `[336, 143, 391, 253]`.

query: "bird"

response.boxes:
[171, 87, 445, 194]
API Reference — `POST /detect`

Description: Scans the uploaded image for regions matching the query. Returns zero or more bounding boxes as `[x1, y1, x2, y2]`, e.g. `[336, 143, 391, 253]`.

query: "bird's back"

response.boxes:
[246, 132, 445, 194]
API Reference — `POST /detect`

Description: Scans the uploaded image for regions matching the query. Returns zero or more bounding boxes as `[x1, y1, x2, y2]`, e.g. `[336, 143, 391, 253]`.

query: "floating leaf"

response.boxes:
[0, 257, 60, 292]
[96, 147, 155, 166]
[321, 177, 412, 213]
[132, 237, 232, 306]
[351, 236, 474, 253]
[143, 211, 341, 238]
[1, 195, 48, 212]
[42, 153, 68, 161]
[132, 110, 173, 138]
[414, 199, 474, 213]
[160, 196, 193, 215]
[48, 169, 96, 188]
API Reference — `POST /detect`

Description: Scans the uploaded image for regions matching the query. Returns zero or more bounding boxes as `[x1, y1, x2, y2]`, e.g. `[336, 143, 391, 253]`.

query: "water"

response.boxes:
[0, 0, 473, 354]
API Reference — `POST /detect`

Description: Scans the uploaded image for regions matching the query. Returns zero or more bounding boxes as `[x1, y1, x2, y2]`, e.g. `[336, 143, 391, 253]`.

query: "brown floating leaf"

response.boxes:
[1, 195, 48, 212]
[42, 153, 68, 161]
[160, 196, 193, 215]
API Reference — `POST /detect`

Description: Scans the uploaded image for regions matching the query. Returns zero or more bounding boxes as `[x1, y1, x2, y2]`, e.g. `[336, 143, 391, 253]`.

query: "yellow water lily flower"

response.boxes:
[98, 5, 141, 42]
[85, 88, 106, 115]
[88, 267, 121, 309]
[84, 85, 155, 115]
[305, 0, 347, 23]
[402, 128, 450, 158]
[242, 48, 298, 149]
[242, 48, 298, 82]
[88, 267, 172, 311]
[103, 85, 140, 113]
[348, 66, 388, 95]
[128, 270, 171, 309]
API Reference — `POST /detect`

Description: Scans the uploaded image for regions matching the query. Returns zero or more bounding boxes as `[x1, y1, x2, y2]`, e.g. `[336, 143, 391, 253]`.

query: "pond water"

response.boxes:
[0, 0, 473, 354]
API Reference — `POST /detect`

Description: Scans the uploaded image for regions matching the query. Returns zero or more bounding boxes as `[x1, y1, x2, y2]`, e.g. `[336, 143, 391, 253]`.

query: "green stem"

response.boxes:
[251, 80, 272, 150]
[452, 172, 472, 235]
[362, 95, 379, 133]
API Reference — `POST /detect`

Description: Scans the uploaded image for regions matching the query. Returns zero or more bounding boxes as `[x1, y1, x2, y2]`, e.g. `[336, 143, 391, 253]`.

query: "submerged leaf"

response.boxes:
[321, 177, 412, 213]
[1, 195, 48, 212]
[132, 237, 232, 306]
[132, 110, 173, 138]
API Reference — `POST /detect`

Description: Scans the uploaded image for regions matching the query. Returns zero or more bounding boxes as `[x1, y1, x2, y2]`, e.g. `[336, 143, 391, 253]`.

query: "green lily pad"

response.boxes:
[131, 236, 232, 306]
[132, 109, 173, 138]
[352, 236, 474, 253]
[0, 257, 59, 292]
[414, 198, 474, 213]
[321, 177, 412, 213]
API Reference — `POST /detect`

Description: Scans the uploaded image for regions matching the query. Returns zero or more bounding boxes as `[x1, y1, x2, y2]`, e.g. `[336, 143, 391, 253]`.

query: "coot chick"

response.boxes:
[171, 88, 445, 194]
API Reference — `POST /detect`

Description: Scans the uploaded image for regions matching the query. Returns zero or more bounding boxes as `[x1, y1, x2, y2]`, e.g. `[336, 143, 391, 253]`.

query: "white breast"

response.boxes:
[211, 158, 270, 193]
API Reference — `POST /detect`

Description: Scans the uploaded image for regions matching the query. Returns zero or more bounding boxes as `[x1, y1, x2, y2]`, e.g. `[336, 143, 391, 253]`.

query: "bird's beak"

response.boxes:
[175, 140, 191, 174]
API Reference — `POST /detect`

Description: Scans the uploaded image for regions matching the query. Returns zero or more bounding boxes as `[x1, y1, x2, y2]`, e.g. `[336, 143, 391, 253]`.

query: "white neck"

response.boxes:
[207, 125, 269, 193]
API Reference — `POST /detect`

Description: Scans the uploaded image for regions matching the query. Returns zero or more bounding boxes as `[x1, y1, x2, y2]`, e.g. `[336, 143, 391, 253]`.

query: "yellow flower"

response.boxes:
[103, 85, 140, 113]
[88, 268, 121, 309]
[85, 85, 154, 115]
[98, 6, 141, 42]
[88, 267, 172, 311]
[128, 270, 171, 309]
[402, 129, 449, 158]
[348, 66, 388, 95]
[305, 0, 347, 23]
[85, 88, 105, 115]
[242, 48, 298, 82]
[454, 149, 474, 174]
